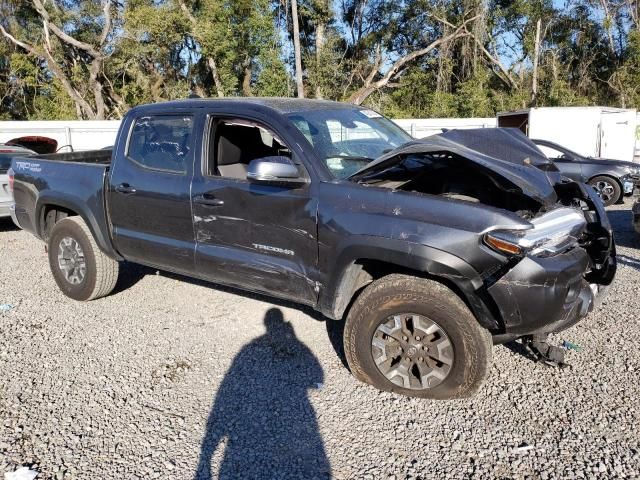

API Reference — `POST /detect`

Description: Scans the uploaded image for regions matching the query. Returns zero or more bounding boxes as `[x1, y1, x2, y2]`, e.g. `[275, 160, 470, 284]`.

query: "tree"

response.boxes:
[292, 0, 305, 97]
[1, 0, 117, 119]
[346, 9, 481, 105]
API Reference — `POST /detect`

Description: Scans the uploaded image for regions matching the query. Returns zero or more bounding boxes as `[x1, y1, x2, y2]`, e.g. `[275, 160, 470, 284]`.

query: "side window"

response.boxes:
[206, 119, 292, 180]
[127, 115, 193, 173]
[538, 145, 565, 160]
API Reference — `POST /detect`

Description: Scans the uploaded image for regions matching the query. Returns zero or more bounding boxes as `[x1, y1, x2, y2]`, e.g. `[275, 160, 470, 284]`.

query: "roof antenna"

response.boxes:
[187, 92, 201, 99]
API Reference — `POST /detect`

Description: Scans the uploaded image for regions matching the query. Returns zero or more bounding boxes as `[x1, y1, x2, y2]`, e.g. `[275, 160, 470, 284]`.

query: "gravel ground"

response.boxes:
[0, 200, 639, 480]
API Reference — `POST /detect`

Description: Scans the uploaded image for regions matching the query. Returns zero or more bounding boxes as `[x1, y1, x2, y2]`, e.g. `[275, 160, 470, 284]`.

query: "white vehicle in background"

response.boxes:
[0, 144, 35, 218]
[0, 120, 119, 152]
[498, 107, 638, 163]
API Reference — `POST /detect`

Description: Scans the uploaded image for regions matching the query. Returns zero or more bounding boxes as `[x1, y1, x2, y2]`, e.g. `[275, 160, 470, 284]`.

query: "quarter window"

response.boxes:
[127, 116, 194, 173]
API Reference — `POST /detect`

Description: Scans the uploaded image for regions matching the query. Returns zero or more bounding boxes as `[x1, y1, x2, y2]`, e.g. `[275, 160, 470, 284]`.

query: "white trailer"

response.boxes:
[0, 120, 120, 152]
[497, 107, 638, 162]
[394, 117, 496, 138]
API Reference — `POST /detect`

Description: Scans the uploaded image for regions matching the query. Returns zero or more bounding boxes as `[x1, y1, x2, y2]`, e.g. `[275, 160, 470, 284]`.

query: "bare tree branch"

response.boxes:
[99, 0, 112, 47]
[0, 24, 37, 54]
[32, 0, 102, 58]
[348, 14, 480, 104]
[469, 32, 519, 90]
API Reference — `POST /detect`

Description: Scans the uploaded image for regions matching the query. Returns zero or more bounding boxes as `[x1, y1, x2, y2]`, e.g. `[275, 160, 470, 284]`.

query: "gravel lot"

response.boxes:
[1, 201, 639, 479]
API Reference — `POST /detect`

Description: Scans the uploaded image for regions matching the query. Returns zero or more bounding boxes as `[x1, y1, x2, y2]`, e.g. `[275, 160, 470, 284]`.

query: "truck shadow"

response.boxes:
[193, 308, 331, 479]
[112, 263, 350, 369]
[606, 208, 639, 249]
[0, 218, 19, 232]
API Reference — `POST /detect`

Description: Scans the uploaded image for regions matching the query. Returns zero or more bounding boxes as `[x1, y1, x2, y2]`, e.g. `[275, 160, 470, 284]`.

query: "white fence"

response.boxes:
[0, 120, 120, 152]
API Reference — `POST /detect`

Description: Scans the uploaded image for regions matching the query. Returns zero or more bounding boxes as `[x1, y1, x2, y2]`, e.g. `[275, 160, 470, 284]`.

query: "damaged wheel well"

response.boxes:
[332, 259, 505, 333]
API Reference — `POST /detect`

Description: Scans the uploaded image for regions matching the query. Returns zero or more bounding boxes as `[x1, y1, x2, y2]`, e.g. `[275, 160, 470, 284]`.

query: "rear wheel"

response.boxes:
[343, 274, 492, 399]
[589, 176, 621, 206]
[48, 216, 119, 301]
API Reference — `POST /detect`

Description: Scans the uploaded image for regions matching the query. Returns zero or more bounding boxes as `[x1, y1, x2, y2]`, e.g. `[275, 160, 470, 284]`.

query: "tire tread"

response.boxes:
[52, 217, 119, 301]
[343, 274, 492, 399]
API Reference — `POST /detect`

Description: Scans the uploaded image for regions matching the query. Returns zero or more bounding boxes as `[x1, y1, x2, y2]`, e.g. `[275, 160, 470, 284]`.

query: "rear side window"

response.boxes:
[127, 115, 193, 173]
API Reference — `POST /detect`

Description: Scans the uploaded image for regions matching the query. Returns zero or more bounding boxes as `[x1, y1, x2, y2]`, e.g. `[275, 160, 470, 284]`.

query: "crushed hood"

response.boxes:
[350, 128, 562, 206]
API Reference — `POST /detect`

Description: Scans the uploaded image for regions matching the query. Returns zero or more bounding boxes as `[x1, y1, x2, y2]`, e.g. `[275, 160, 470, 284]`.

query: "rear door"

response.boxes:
[191, 115, 319, 305]
[108, 113, 199, 274]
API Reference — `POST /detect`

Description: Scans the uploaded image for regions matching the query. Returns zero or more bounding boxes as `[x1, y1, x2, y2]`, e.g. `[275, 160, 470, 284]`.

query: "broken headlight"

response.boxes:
[484, 208, 587, 257]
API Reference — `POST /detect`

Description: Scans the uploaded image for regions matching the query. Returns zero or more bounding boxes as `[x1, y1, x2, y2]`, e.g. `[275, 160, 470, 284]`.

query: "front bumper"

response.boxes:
[626, 174, 640, 195]
[488, 248, 596, 336]
[623, 179, 635, 195]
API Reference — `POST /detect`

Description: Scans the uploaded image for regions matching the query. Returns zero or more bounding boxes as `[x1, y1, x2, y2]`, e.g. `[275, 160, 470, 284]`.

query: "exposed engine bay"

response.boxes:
[355, 151, 542, 216]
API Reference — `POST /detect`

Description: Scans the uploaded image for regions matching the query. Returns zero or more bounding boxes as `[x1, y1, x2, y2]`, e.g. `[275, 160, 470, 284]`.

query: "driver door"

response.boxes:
[191, 116, 320, 305]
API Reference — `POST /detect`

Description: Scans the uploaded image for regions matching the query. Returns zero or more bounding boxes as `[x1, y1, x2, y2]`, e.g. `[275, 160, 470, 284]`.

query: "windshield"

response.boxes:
[287, 108, 412, 179]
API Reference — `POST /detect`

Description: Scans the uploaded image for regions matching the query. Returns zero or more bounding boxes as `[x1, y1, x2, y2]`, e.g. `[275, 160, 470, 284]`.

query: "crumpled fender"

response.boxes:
[318, 235, 501, 330]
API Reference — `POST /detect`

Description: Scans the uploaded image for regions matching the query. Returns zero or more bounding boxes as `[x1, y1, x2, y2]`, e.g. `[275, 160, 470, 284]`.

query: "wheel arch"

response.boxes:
[36, 194, 121, 260]
[319, 238, 503, 332]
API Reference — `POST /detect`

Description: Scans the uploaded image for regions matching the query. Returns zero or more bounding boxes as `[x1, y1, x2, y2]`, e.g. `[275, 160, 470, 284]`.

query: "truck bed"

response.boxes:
[11, 151, 113, 252]
[37, 149, 112, 165]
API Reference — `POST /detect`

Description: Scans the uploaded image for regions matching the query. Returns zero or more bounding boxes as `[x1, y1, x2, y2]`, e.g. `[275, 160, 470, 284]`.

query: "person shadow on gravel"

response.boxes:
[194, 308, 330, 479]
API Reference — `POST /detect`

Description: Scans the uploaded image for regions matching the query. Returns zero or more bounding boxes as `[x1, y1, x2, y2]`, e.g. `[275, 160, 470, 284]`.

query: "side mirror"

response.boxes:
[246, 156, 306, 185]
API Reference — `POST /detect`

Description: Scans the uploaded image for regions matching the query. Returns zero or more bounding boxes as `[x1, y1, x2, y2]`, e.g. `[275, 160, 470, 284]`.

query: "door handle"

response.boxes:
[193, 194, 224, 207]
[115, 183, 137, 194]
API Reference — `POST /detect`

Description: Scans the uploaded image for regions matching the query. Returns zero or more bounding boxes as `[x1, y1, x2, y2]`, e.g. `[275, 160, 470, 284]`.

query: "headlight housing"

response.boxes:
[484, 208, 587, 257]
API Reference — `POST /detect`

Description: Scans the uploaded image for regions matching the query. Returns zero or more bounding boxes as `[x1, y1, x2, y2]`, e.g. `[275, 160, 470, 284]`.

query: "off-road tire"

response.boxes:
[588, 175, 621, 206]
[343, 274, 492, 399]
[48, 216, 119, 301]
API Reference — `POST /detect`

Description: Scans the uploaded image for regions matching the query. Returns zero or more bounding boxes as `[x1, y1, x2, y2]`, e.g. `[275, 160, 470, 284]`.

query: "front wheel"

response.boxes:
[48, 216, 119, 301]
[589, 176, 621, 207]
[343, 274, 492, 399]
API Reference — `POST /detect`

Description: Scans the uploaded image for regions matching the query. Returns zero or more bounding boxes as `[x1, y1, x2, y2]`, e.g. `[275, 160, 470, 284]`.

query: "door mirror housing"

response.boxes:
[246, 156, 306, 185]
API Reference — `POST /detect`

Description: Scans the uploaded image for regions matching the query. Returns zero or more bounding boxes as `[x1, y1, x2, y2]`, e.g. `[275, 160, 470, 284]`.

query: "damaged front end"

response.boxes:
[484, 185, 616, 338]
[350, 128, 616, 340]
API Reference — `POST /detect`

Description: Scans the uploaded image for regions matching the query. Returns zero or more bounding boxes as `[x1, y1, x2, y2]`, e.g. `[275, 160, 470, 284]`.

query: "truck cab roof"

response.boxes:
[129, 97, 364, 116]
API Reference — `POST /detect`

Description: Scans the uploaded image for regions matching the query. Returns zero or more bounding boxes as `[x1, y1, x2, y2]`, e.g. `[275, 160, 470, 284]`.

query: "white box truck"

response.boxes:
[497, 107, 637, 162]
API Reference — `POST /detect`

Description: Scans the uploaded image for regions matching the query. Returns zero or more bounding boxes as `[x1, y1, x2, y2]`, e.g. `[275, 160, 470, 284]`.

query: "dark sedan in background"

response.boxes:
[533, 138, 639, 206]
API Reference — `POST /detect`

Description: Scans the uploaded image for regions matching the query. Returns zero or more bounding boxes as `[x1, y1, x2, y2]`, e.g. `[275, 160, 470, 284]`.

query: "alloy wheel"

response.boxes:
[371, 313, 454, 390]
[57, 236, 87, 285]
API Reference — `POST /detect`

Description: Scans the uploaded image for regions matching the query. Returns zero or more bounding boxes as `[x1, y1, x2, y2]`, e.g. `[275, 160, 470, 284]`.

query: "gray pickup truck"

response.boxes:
[9, 98, 616, 399]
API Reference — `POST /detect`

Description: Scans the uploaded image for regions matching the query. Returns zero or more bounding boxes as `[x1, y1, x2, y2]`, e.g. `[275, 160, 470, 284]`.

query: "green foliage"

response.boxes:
[1, 0, 639, 119]
[30, 81, 77, 120]
[254, 49, 290, 96]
